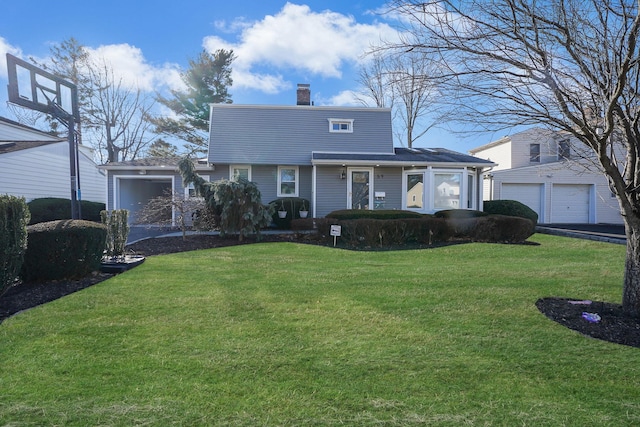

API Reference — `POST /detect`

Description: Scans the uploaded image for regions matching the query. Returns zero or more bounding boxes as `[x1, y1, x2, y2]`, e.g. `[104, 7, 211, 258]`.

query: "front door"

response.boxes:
[348, 168, 373, 210]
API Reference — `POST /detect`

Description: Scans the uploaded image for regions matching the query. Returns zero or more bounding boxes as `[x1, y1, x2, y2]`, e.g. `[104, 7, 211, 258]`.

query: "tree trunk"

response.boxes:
[623, 220, 640, 317]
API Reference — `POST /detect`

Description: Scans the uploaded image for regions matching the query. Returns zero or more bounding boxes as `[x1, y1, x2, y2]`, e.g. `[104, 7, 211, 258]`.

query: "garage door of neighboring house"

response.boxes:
[501, 183, 543, 222]
[551, 184, 590, 223]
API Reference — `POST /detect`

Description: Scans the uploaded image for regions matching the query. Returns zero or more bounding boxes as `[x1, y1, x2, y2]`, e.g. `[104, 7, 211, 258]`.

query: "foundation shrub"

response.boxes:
[322, 217, 452, 247]
[482, 200, 538, 224]
[470, 214, 536, 243]
[0, 195, 30, 296]
[27, 197, 105, 224]
[21, 220, 107, 282]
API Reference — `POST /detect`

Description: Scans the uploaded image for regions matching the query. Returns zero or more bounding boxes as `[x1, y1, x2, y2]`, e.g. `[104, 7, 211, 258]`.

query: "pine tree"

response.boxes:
[152, 50, 235, 155]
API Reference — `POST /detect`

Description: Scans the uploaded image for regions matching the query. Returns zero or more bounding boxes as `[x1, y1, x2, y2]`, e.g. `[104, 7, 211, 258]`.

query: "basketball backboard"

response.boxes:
[6, 53, 80, 122]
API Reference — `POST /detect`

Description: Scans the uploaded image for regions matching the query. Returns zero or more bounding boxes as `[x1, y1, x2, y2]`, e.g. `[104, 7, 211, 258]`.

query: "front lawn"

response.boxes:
[1, 234, 638, 425]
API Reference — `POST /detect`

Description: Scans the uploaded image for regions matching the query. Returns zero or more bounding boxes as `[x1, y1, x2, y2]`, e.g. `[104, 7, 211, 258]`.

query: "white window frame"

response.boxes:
[229, 165, 251, 181]
[184, 175, 209, 199]
[328, 118, 354, 133]
[347, 167, 374, 210]
[277, 166, 299, 197]
[432, 170, 463, 211]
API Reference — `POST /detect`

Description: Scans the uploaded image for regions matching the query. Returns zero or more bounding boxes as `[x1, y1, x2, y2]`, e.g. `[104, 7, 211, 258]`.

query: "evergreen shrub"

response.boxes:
[323, 217, 452, 247]
[483, 200, 538, 224]
[27, 197, 105, 224]
[0, 195, 30, 295]
[470, 215, 536, 243]
[21, 220, 107, 282]
[101, 209, 130, 259]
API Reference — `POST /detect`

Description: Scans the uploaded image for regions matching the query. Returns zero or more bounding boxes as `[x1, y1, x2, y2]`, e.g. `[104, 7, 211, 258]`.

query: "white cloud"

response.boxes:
[203, 2, 398, 93]
[0, 37, 23, 79]
[87, 44, 183, 93]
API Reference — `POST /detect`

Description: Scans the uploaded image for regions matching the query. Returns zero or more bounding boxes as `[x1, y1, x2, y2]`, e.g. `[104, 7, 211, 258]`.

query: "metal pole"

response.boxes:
[68, 118, 79, 219]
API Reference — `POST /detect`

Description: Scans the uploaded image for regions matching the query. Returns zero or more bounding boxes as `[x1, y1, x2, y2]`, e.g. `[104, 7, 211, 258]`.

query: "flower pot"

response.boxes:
[278, 210, 287, 218]
[299, 210, 308, 218]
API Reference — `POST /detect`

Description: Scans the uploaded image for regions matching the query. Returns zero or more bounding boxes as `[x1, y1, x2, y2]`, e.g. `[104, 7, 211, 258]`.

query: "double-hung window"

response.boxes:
[530, 143, 541, 163]
[558, 139, 571, 160]
[230, 165, 251, 181]
[277, 166, 299, 197]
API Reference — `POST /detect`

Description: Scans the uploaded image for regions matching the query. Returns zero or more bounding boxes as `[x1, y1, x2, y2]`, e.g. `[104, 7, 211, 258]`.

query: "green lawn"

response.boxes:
[1, 234, 639, 426]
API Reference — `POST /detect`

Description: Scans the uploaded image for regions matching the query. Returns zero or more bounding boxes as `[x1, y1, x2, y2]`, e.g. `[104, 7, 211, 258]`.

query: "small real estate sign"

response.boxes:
[330, 224, 341, 247]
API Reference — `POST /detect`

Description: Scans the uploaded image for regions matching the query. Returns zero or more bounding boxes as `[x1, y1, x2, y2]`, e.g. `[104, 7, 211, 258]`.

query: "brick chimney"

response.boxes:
[296, 83, 311, 106]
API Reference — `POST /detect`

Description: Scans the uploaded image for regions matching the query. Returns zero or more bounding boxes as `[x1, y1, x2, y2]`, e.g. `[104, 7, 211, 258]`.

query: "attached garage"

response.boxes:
[551, 184, 591, 223]
[115, 176, 173, 224]
[501, 183, 543, 222]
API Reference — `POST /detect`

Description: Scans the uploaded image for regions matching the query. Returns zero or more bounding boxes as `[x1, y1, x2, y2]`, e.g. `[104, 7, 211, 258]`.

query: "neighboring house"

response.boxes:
[469, 127, 623, 224]
[101, 85, 494, 223]
[0, 116, 106, 204]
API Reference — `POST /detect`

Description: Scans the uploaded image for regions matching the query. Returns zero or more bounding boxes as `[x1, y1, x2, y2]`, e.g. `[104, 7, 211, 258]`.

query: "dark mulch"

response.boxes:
[536, 297, 640, 348]
[2, 234, 639, 349]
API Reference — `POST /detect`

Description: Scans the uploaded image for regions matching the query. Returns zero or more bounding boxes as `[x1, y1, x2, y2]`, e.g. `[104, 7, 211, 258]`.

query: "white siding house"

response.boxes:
[0, 117, 106, 203]
[470, 128, 622, 224]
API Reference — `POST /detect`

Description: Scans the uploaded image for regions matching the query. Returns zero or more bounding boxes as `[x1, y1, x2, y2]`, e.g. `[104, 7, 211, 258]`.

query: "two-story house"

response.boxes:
[469, 128, 622, 224]
[0, 116, 105, 204]
[101, 85, 494, 223]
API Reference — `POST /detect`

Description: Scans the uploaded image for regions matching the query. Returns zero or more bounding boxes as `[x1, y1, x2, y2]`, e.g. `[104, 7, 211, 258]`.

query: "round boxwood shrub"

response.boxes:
[483, 200, 538, 224]
[27, 197, 106, 224]
[21, 220, 107, 282]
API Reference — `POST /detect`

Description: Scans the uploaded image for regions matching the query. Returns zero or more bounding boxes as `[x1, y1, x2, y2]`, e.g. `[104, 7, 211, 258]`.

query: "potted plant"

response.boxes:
[299, 200, 309, 218]
[277, 200, 288, 218]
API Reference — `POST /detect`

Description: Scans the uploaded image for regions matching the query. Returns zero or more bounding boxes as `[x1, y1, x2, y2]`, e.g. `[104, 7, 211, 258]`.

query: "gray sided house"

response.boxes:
[101, 86, 494, 224]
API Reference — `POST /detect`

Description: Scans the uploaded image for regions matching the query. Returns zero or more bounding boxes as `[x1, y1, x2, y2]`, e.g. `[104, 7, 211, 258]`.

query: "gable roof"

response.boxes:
[312, 147, 495, 167]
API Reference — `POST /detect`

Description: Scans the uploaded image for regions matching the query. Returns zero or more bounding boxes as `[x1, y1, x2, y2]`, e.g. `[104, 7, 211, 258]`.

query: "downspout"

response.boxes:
[312, 164, 317, 218]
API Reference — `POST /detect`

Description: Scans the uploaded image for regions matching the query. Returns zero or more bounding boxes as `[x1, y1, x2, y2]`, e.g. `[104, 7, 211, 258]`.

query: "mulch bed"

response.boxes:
[2, 234, 639, 348]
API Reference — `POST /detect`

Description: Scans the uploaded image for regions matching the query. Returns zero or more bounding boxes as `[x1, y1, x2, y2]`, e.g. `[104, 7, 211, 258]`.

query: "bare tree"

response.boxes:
[357, 50, 441, 147]
[135, 189, 206, 241]
[385, 0, 640, 315]
[84, 60, 156, 163]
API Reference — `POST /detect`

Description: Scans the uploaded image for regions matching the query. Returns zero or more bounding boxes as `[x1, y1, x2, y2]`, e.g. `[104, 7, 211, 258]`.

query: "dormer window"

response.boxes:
[328, 118, 354, 133]
[558, 139, 571, 160]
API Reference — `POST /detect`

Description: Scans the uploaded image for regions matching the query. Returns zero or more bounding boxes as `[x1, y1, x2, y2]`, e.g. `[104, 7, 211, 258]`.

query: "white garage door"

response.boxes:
[552, 184, 590, 223]
[501, 183, 543, 222]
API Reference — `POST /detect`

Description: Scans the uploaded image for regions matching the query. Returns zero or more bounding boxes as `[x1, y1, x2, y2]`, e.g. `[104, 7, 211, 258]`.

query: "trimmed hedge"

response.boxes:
[21, 220, 107, 282]
[433, 209, 489, 219]
[0, 195, 30, 295]
[483, 200, 538, 224]
[316, 214, 533, 247]
[27, 197, 106, 224]
[326, 209, 425, 220]
[468, 215, 536, 243]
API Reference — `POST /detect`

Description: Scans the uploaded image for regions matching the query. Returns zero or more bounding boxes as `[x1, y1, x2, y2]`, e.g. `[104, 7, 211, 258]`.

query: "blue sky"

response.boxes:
[0, 1, 489, 152]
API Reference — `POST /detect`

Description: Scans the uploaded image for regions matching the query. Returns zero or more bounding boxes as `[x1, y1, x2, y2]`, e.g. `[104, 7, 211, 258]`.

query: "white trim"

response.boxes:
[328, 118, 354, 133]
[184, 175, 209, 199]
[312, 164, 317, 218]
[229, 164, 251, 181]
[277, 166, 299, 197]
[347, 167, 374, 210]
